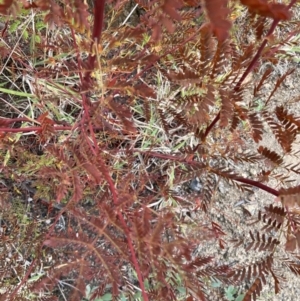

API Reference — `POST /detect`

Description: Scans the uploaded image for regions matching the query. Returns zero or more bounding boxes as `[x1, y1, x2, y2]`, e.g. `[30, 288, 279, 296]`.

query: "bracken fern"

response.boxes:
[0, 0, 300, 300]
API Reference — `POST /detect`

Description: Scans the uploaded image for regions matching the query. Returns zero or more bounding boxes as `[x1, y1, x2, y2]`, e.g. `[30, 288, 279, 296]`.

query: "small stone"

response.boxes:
[241, 172, 248, 178]
[249, 168, 257, 176]
[218, 182, 226, 194]
[189, 178, 202, 192]
[264, 83, 271, 90]
[249, 194, 256, 202]
[237, 147, 243, 154]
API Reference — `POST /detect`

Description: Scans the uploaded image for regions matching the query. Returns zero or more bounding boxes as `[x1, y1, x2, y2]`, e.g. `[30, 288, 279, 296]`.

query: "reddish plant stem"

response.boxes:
[83, 0, 106, 85]
[234, 177, 279, 197]
[0, 117, 40, 125]
[0, 123, 137, 135]
[235, 23, 279, 92]
[0, 126, 73, 133]
[288, 0, 298, 9]
[135, 149, 206, 166]
[75, 1, 149, 299]
[95, 154, 149, 301]
[71, 25, 97, 152]
[87, 144, 149, 300]
[136, 149, 279, 196]
[203, 112, 220, 141]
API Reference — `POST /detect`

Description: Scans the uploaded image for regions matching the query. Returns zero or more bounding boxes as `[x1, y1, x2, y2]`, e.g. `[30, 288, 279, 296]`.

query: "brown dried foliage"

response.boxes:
[0, 0, 300, 300]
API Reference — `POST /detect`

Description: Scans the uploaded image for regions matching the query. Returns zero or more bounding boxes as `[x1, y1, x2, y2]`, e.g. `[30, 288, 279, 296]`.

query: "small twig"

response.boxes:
[0, 125, 72, 133]
[0, 97, 40, 125]
[8, 259, 37, 300]
[136, 149, 280, 196]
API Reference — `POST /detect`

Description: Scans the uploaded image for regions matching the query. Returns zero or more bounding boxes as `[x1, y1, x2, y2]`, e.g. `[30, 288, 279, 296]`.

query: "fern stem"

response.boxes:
[235, 22, 279, 92]
[0, 125, 73, 133]
[234, 177, 279, 197]
[71, 1, 150, 291]
[96, 153, 150, 301]
[137, 150, 279, 196]
[84, 0, 106, 84]
[203, 112, 220, 140]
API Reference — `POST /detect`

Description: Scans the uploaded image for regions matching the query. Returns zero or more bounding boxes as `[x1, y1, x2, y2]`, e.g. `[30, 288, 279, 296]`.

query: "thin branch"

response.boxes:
[234, 177, 279, 197]
[0, 125, 72, 133]
[9, 259, 37, 300]
[137, 149, 279, 196]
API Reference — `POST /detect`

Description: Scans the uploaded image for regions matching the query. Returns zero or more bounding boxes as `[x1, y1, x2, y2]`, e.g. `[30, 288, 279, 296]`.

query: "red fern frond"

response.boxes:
[107, 26, 145, 48]
[134, 82, 157, 99]
[198, 23, 214, 73]
[175, 90, 215, 126]
[157, 108, 170, 135]
[257, 146, 283, 165]
[203, 0, 231, 41]
[284, 161, 300, 175]
[64, 0, 90, 33]
[248, 112, 264, 143]
[41, 0, 65, 28]
[184, 256, 214, 272]
[37, 112, 56, 143]
[230, 105, 247, 131]
[284, 260, 300, 276]
[228, 150, 261, 164]
[230, 112, 241, 131]
[276, 105, 300, 130]
[31, 261, 80, 293]
[245, 231, 280, 252]
[212, 168, 253, 192]
[258, 204, 286, 232]
[107, 98, 136, 134]
[161, 0, 182, 21]
[167, 107, 190, 128]
[200, 173, 217, 212]
[236, 43, 256, 70]
[278, 185, 300, 207]
[243, 277, 263, 301]
[262, 111, 295, 153]
[74, 151, 103, 184]
[219, 89, 234, 128]
[0, 0, 19, 15]
[254, 67, 272, 97]
[210, 40, 231, 78]
[266, 69, 295, 104]
[229, 256, 273, 284]
[270, 269, 283, 294]
[133, 206, 152, 239]
[240, 0, 291, 20]
[167, 66, 202, 84]
[254, 16, 268, 41]
[285, 227, 300, 252]
[142, 99, 151, 123]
